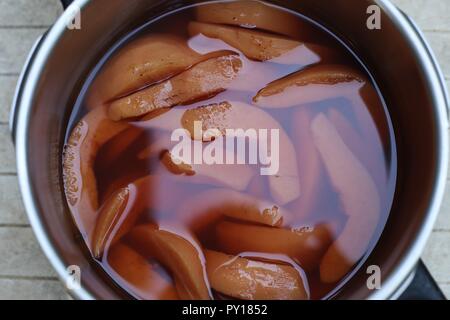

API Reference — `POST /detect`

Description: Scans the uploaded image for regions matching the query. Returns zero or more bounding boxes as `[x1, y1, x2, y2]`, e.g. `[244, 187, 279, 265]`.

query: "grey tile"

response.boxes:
[0, 227, 57, 277]
[422, 231, 450, 284]
[0, 75, 18, 123]
[435, 180, 450, 231]
[0, 0, 62, 27]
[0, 28, 46, 74]
[438, 283, 450, 299]
[392, 0, 450, 32]
[0, 278, 68, 300]
[0, 175, 28, 225]
[424, 32, 450, 79]
[0, 125, 16, 174]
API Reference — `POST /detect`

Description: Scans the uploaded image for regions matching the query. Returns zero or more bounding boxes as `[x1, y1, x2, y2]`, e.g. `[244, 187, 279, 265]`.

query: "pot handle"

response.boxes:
[399, 10, 450, 126]
[398, 259, 446, 300]
[60, 0, 75, 9]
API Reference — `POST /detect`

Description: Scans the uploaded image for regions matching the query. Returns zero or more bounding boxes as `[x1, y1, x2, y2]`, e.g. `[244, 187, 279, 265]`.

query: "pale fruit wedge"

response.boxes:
[87, 35, 203, 107]
[161, 148, 254, 191]
[195, 0, 315, 40]
[181, 101, 300, 205]
[92, 187, 130, 258]
[310, 114, 380, 283]
[128, 224, 212, 299]
[253, 64, 388, 165]
[216, 221, 332, 271]
[62, 105, 128, 239]
[135, 129, 254, 191]
[349, 83, 390, 155]
[268, 42, 343, 66]
[91, 175, 182, 258]
[310, 113, 381, 217]
[177, 188, 289, 231]
[253, 64, 366, 108]
[160, 150, 196, 176]
[107, 243, 178, 300]
[327, 108, 386, 196]
[188, 21, 300, 61]
[205, 250, 308, 300]
[319, 215, 378, 284]
[290, 108, 323, 218]
[108, 51, 242, 121]
[189, 32, 341, 69]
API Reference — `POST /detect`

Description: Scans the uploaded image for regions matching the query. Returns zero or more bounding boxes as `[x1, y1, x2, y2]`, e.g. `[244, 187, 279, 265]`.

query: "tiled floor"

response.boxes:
[0, 0, 448, 299]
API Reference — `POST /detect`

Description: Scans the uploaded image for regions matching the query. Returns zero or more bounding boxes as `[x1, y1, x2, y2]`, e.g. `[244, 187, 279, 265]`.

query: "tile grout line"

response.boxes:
[0, 224, 30, 228]
[431, 229, 450, 233]
[423, 29, 450, 34]
[0, 173, 18, 176]
[0, 25, 51, 30]
[0, 72, 20, 77]
[0, 275, 59, 281]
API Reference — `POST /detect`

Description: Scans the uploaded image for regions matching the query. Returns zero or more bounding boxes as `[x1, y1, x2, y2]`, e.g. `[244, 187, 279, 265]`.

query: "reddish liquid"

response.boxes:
[63, 1, 396, 300]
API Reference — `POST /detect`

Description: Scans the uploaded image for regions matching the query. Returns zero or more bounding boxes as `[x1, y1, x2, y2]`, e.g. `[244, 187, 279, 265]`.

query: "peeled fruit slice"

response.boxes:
[62, 105, 128, 239]
[177, 188, 289, 231]
[350, 83, 390, 156]
[327, 108, 386, 196]
[253, 64, 389, 173]
[92, 187, 130, 258]
[310, 114, 380, 283]
[128, 224, 212, 299]
[268, 42, 344, 66]
[205, 250, 308, 300]
[181, 101, 300, 205]
[91, 175, 182, 258]
[188, 21, 300, 61]
[161, 147, 254, 191]
[216, 221, 332, 271]
[106, 244, 178, 300]
[108, 51, 242, 121]
[134, 128, 254, 191]
[87, 35, 203, 107]
[195, 0, 314, 40]
[320, 216, 378, 284]
[160, 150, 196, 176]
[290, 108, 323, 218]
[253, 64, 366, 108]
[252, 63, 389, 154]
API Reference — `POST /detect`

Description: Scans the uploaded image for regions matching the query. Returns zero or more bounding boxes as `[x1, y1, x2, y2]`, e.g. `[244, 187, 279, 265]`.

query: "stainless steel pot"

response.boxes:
[10, 0, 449, 299]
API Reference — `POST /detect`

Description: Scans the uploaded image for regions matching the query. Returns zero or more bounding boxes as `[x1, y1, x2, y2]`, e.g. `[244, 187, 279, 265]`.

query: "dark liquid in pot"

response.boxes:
[62, 1, 396, 300]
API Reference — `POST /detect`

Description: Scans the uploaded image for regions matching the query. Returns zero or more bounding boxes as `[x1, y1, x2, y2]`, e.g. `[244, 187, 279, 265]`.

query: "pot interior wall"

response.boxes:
[23, 0, 441, 299]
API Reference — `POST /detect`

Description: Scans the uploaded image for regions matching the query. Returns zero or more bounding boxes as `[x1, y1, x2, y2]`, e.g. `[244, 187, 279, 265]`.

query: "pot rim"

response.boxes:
[12, 0, 449, 300]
